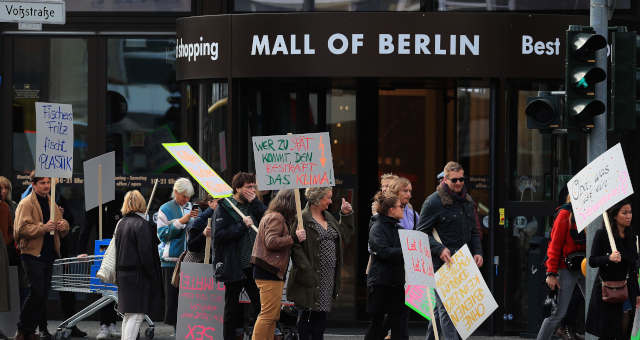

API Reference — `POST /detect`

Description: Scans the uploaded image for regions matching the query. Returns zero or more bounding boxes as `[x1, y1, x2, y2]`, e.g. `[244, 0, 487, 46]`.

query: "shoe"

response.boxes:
[14, 330, 27, 340]
[70, 326, 87, 338]
[39, 329, 52, 340]
[96, 325, 109, 340]
[108, 324, 120, 338]
[554, 326, 575, 340]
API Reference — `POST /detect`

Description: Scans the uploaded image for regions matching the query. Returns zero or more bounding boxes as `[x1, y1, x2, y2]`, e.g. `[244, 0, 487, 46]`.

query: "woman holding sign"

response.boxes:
[250, 190, 306, 340]
[287, 187, 353, 340]
[586, 200, 639, 339]
[365, 193, 409, 340]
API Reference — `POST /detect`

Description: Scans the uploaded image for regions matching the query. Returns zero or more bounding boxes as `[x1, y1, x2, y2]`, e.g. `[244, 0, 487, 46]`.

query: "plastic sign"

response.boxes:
[0, 1, 66, 25]
[162, 142, 233, 198]
[35, 102, 73, 178]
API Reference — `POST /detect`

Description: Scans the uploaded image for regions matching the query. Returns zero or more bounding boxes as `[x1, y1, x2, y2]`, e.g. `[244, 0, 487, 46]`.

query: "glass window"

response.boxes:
[66, 0, 190, 12]
[234, 0, 421, 12]
[435, 0, 630, 11]
[201, 82, 230, 180]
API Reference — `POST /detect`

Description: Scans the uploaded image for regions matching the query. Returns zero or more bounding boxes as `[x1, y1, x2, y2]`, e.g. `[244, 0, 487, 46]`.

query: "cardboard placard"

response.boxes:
[404, 285, 437, 321]
[434, 245, 497, 340]
[252, 132, 335, 190]
[162, 143, 233, 198]
[83, 152, 116, 211]
[176, 263, 225, 340]
[399, 229, 436, 288]
[567, 143, 634, 232]
[35, 102, 74, 178]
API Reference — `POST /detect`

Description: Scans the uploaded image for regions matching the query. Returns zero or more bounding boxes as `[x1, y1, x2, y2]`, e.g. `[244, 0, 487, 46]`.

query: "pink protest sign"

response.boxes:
[399, 230, 436, 288]
[405, 285, 437, 320]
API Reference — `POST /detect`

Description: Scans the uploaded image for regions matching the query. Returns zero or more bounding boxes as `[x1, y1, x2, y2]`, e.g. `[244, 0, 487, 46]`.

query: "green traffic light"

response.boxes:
[577, 78, 588, 88]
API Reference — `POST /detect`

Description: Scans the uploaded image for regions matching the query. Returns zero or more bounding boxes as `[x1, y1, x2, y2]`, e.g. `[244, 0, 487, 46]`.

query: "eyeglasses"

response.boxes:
[448, 177, 465, 183]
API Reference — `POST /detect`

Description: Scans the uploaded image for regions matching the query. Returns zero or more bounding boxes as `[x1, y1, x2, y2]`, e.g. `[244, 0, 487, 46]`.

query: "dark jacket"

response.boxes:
[187, 207, 215, 253]
[287, 205, 354, 310]
[114, 213, 163, 314]
[213, 198, 266, 283]
[417, 183, 482, 270]
[251, 212, 294, 280]
[586, 227, 639, 337]
[367, 214, 404, 288]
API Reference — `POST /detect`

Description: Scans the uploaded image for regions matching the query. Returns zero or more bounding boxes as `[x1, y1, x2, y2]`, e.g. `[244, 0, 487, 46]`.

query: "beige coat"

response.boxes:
[13, 191, 68, 257]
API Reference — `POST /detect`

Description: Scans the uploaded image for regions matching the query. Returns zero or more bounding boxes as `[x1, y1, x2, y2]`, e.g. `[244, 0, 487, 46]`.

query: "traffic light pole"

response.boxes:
[586, 1, 608, 339]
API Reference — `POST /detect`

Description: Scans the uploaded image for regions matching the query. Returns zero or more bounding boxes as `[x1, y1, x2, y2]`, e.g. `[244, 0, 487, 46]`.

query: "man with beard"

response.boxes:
[213, 172, 266, 340]
[417, 162, 483, 340]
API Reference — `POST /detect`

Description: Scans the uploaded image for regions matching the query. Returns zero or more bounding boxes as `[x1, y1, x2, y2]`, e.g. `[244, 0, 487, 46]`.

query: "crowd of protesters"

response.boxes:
[2, 157, 640, 340]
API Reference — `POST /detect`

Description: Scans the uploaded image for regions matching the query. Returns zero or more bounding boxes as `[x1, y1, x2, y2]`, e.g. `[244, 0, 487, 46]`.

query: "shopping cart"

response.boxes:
[51, 253, 155, 340]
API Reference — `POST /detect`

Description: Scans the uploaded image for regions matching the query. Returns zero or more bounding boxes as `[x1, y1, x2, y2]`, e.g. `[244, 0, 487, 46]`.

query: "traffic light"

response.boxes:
[565, 25, 607, 131]
[525, 93, 562, 130]
[608, 27, 637, 131]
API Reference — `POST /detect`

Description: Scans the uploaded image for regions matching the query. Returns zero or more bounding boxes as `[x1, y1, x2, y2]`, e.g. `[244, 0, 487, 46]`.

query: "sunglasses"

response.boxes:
[448, 177, 465, 183]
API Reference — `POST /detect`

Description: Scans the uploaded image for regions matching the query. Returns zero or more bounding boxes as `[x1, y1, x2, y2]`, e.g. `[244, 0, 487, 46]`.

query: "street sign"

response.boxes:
[0, 1, 65, 25]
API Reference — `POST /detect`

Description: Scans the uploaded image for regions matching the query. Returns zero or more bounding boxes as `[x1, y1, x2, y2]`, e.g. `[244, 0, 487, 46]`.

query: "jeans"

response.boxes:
[435, 293, 458, 340]
[121, 313, 144, 340]
[17, 257, 53, 334]
[536, 269, 585, 340]
[224, 269, 261, 340]
[252, 280, 284, 340]
[425, 304, 440, 340]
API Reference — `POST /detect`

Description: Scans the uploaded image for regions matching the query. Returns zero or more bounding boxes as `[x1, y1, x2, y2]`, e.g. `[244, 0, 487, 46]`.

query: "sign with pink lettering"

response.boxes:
[404, 285, 436, 320]
[567, 143, 633, 232]
[252, 132, 335, 190]
[176, 263, 225, 340]
[399, 230, 435, 288]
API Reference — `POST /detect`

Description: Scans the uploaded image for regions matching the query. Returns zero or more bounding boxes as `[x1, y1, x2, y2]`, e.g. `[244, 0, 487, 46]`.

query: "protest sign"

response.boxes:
[399, 230, 436, 287]
[177, 263, 225, 340]
[35, 102, 74, 179]
[162, 143, 233, 198]
[252, 132, 335, 191]
[568, 143, 633, 232]
[405, 285, 437, 320]
[435, 245, 497, 340]
[83, 152, 115, 211]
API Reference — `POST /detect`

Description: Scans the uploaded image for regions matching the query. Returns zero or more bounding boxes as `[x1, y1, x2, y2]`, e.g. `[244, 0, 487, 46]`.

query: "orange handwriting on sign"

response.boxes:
[185, 324, 216, 340]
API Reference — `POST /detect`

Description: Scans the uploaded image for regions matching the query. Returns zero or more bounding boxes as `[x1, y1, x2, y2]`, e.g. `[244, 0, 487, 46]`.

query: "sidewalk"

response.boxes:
[44, 321, 523, 340]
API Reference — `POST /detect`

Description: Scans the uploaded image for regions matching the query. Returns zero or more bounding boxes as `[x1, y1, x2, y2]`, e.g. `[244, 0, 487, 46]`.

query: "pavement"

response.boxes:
[40, 321, 523, 340]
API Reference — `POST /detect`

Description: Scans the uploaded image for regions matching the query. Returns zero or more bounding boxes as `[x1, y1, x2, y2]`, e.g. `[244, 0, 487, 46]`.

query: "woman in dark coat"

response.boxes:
[586, 200, 639, 339]
[365, 192, 408, 340]
[115, 190, 163, 340]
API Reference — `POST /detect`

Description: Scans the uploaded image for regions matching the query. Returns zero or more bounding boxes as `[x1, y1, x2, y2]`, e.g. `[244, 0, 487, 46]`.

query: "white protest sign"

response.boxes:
[567, 143, 633, 232]
[35, 102, 74, 178]
[399, 229, 436, 288]
[83, 152, 116, 211]
[435, 245, 497, 340]
[252, 132, 335, 190]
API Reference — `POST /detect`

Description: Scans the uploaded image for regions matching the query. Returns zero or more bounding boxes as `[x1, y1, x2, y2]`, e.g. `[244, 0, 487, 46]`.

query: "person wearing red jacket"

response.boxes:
[536, 197, 586, 340]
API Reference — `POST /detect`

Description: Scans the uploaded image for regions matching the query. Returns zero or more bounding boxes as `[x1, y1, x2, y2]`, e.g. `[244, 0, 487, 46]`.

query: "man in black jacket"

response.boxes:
[417, 161, 483, 340]
[213, 172, 266, 340]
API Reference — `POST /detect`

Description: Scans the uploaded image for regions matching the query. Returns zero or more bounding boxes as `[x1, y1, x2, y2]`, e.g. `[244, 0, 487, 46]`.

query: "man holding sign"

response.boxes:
[213, 172, 266, 340]
[13, 175, 69, 340]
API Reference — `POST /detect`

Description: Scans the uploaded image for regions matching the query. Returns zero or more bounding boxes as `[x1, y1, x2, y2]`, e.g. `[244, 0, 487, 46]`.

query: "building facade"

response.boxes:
[1, 0, 640, 336]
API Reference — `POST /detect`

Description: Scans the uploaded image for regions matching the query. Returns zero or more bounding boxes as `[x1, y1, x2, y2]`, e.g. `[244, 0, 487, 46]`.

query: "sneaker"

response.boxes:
[96, 325, 109, 340]
[70, 326, 87, 338]
[108, 324, 121, 338]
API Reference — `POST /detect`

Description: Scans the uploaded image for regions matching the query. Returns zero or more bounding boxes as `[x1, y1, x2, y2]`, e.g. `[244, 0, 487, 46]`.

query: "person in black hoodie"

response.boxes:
[366, 192, 408, 340]
[586, 200, 639, 339]
[186, 195, 219, 262]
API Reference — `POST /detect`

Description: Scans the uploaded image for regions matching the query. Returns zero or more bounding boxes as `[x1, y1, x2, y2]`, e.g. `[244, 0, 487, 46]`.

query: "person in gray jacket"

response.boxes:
[417, 161, 483, 340]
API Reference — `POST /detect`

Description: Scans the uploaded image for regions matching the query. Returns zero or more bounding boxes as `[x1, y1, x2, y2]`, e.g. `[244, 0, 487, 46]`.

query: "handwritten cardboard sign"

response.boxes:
[83, 152, 116, 211]
[405, 285, 436, 320]
[162, 143, 233, 198]
[35, 102, 74, 178]
[177, 263, 225, 340]
[435, 245, 497, 340]
[399, 230, 435, 288]
[567, 143, 634, 232]
[252, 132, 335, 190]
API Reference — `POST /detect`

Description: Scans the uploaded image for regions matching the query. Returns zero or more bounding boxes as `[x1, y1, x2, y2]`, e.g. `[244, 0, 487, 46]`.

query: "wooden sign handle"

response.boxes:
[294, 189, 304, 231]
[204, 218, 212, 264]
[145, 178, 159, 217]
[426, 288, 440, 340]
[49, 177, 56, 235]
[602, 212, 618, 253]
[98, 164, 103, 240]
[223, 197, 259, 233]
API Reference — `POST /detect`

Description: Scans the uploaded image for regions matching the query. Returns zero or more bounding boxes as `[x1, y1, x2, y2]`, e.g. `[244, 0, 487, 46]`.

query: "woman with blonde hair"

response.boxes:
[387, 177, 419, 230]
[115, 190, 162, 340]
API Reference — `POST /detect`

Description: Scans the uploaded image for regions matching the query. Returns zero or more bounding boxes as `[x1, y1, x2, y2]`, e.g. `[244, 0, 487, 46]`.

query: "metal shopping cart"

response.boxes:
[51, 251, 155, 340]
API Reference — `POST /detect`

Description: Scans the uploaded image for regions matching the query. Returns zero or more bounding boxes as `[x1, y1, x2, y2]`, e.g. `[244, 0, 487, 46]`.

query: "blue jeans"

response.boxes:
[435, 293, 459, 340]
[536, 269, 585, 340]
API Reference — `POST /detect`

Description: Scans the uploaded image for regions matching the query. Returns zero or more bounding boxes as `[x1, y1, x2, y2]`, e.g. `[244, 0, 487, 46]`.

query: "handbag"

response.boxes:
[601, 277, 628, 304]
[564, 252, 585, 272]
[96, 219, 122, 284]
[171, 250, 189, 287]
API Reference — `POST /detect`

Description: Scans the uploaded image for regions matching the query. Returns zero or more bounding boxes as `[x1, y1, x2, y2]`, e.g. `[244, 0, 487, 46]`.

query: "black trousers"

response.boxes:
[162, 267, 179, 327]
[223, 269, 261, 340]
[297, 310, 328, 340]
[365, 286, 409, 340]
[18, 257, 53, 334]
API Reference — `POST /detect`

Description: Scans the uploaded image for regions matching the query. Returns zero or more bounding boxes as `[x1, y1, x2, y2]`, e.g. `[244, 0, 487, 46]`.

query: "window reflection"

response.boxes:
[436, 0, 630, 11]
[234, 0, 421, 11]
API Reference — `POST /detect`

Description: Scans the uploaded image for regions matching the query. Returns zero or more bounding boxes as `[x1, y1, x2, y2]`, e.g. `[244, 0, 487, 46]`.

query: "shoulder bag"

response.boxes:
[96, 219, 123, 284]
